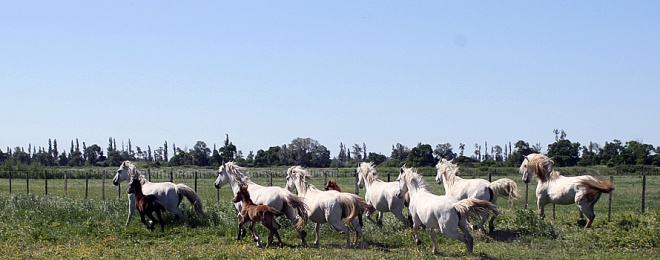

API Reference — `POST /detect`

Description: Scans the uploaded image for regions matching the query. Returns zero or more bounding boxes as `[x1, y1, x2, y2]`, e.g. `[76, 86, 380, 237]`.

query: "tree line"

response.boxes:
[2, 130, 659, 169]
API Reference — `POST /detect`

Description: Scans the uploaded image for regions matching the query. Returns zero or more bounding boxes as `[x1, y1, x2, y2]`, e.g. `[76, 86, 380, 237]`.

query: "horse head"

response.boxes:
[214, 163, 231, 189]
[232, 185, 250, 203]
[113, 161, 132, 186]
[127, 177, 142, 194]
[324, 179, 342, 192]
[435, 158, 457, 184]
[519, 153, 554, 183]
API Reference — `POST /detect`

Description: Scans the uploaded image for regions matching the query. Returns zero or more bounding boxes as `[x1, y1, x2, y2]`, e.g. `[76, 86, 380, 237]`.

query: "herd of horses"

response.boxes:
[112, 153, 613, 255]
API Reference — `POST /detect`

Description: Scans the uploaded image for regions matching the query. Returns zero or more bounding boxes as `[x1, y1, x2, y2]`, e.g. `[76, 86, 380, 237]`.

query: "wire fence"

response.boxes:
[0, 167, 658, 216]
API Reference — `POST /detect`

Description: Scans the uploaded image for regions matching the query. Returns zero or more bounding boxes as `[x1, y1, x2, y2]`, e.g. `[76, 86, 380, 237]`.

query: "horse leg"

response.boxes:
[392, 207, 411, 228]
[145, 211, 159, 232]
[441, 224, 474, 255]
[350, 217, 364, 247]
[488, 211, 499, 233]
[236, 219, 246, 240]
[377, 211, 384, 226]
[429, 228, 438, 254]
[365, 206, 377, 225]
[126, 194, 136, 227]
[314, 223, 321, 246]
[538, 199, 547, 219]
[154, 210, 165, 232]
[250, 222, 263, 247]
[283, 206, 307, 246]
[168, 207, 189, 226]
[412, 222, 422, 245]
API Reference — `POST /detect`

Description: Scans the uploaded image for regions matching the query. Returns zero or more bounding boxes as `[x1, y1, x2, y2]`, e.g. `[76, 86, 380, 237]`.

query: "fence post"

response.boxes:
[194, 171, 198, 193]
[64, 171, 68, 197]
[552, 204, 555, 219]
[323, 172, 327, 186]
[44, 170, 48, 196]
[269, 171, 273, 186]
[117, 182, 121, 200]
[387, 172, 390, 182]
[608, 176, 613, 222]
[26, 170, 30, 195]
[641, 174, 647, 213]
[102, 170, 106, 200]
[524, 182, 529, 210]
[85, 171, 89, 199]
[169, 171, 173, 182]
[355, 171, 359, 195]
[488, 171, 492, 182]
[8, 171, 12, 194]
[148, 168, 151, 182]
[217, 188, 220, 202]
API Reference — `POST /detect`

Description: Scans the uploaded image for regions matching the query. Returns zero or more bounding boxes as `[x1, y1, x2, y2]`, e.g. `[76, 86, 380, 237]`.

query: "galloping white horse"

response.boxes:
[356, 162, 410, 227]
[214, 162, 309, 245]
[397, 166, 498, 255]
[435, 159, 518, 232]
[520, 153, 614, 230]
[112, 161, 205, 226]
[286, 166, 368, 248]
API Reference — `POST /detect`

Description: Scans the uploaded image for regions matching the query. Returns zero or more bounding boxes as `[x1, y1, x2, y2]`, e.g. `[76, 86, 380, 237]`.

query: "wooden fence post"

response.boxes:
[85, 171, 89, 199]
[355, 171, 359, 195]
[323, 172, 327, 186]
[641, 174, 647, 213]
[387, 172, 390, 182]
[488, 171, 492, 182]
[524, 182, 529, 210]
[8, 171, 12, 194]
[608, 176, 613, 222]
[102, 170, 106, 200]
[26, 170, 30, 195]
[44, 170, 48, 196]
[117, 182, 121, 200]
[148, 168, 151, 182]
[269, 171, 273, 186]
[64, 171, 68, 197]
[194, 171, 198, 193]
[169, 171, 173, 182]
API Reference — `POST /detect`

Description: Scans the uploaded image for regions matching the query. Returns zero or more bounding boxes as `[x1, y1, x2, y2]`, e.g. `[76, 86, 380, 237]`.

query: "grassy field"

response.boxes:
[0, 168, 658, 259]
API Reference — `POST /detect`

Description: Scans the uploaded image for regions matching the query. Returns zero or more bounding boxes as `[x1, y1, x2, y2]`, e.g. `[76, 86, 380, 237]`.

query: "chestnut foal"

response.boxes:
[233, 185, 284, 247]
[127, 178, 166, 232]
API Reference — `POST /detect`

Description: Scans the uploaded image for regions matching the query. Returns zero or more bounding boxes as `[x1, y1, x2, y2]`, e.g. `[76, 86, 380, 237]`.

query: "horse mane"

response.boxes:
[224, 162, 253, 185]
[358, 162, 381, 184]
[436, 159, 461, 187]
[524, 154, 560, 182]
[121, 161, 146, 184]
[402, 167, 431, 192]
[288, 166, 317, 194]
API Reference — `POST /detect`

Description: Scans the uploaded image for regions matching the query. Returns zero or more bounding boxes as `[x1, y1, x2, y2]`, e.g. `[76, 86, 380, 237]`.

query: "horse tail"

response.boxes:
[175, 184, 207, 219]
[579, 178, 614, 194]
[453, 198, 499, 222]
[335, 193, 361, 223]
[489, 178, 520, 206]
[282, 192, 308, 231]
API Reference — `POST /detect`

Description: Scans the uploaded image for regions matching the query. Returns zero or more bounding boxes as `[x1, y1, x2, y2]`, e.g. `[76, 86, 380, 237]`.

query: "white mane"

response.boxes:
[401, 167, 431, 192]
[436, 159, 461, 187]
[358, 162, 381, 184]
[223, 161, 253, 185]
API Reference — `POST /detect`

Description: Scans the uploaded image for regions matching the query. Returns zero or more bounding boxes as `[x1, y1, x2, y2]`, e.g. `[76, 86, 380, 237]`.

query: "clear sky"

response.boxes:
[1, 1, 658, 158]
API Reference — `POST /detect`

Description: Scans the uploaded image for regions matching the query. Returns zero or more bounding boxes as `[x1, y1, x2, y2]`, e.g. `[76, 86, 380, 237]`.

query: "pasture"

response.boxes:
[0, 167, 658, 259]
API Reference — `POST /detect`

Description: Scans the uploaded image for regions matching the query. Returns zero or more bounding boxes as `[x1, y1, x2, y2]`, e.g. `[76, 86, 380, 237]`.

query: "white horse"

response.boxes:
[112, 161, 205, 227]
[435, 159, 518, 232]
[397, 166, 498, 255]
[286, 166, 368, 248]
[520, 153, 614, 230]
[214, 162, 309, 245]
[356, 162, 410, 227]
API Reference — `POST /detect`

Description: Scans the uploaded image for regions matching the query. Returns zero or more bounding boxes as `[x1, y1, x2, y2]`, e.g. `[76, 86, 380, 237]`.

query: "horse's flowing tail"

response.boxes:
[175, 184, 206, 219]
[283, 192, 308, 231]
[335, 193, 364, 223]
[489, 178, 520, 206]
[453, 198, 499, 223]
[579, 178, 614, 195]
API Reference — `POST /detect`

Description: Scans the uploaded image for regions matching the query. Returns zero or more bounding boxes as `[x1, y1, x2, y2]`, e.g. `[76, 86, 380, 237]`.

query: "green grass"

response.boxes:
[0, 169, 658, 259]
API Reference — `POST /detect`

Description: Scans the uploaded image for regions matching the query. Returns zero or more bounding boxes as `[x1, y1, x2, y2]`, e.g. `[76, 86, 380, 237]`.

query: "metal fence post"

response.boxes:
[26, 170, 30, 195]
[44, 170, 48, 196]
[641, 174, 647, 213]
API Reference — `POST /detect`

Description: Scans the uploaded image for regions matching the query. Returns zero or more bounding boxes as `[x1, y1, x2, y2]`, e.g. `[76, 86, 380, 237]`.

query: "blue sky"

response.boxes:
[1, 1, 658, 158]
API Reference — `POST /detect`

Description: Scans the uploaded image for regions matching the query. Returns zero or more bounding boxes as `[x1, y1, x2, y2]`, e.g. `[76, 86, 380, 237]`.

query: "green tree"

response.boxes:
[190, 141, 211, 166]
[433, 143, 456, 160]
[219, 135, 237, 163]
[367, 152, 387, 165]
[406, 143, 435, 167]
[390, 143, 410, 162]
[547, 139, 581, 167]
